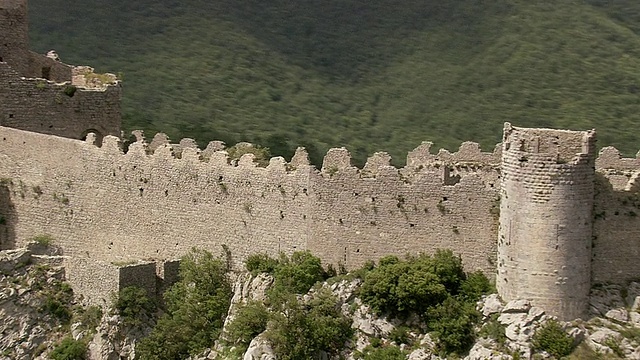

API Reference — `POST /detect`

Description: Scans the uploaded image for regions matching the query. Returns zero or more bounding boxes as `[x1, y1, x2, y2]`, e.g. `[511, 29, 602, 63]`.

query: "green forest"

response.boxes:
[28, 0, 640, 166]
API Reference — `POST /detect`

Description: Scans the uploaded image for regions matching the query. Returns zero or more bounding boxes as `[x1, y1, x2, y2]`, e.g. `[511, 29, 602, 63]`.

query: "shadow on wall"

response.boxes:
[592, 172, 640, 284]
[0, 183, 16, 250]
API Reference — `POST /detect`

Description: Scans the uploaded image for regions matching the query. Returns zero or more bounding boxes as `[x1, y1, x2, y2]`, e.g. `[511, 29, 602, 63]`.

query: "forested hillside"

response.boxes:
[28, 0, 640, 165]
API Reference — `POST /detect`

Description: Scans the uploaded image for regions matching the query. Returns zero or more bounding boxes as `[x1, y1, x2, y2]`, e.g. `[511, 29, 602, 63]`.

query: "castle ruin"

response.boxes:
[0, 0, 121, 144]
[2, 0, 640, 321]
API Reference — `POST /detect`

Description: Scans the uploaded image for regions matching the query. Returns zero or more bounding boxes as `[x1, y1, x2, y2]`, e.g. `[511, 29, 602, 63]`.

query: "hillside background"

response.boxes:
[28, 0, 640, 166]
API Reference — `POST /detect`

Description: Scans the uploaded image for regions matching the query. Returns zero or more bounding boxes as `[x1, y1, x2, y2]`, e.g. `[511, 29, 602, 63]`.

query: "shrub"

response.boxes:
[226, 143, 271, 167]
[136, 248, 232, 360]
[42, 295, 72, 323]
[426, 297, 480, 356]
[63, 85, 77, 97]
[225, 300, 270, 349]
[113, 286, 155, 326]
[74, 305, 103, 333]
[360, 253, 454, 316]
[457, 270, 495, 302]
[355, 345, 406, 360]
[266, 289, 353, 359]
[478, 314, 507, 345]
[32, 234, 54, 246]
[532, 320, 576, 358]
[39, 278, 74, 324]
[389, 325, 411, 345]
[50, 337, 86, 360]
[268, 251, 327, 302]
[245, 253, 279, 275]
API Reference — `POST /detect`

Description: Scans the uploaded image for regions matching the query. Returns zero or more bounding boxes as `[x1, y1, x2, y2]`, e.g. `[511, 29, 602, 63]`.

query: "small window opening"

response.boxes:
[41, 67, 51, 80]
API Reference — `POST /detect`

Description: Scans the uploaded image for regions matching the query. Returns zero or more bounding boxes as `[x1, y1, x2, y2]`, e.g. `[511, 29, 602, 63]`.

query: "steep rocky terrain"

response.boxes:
[0, 247, 73, 359]
[2, 247, 640, 359]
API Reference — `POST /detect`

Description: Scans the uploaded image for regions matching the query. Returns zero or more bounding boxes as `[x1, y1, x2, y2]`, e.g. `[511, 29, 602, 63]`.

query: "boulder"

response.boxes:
[502, 299, 531, 314]
[605, 308, 629, 323]
[481, 294, 504, 317]
[0, 249, 31, 272]
[243, 333, 276, 360]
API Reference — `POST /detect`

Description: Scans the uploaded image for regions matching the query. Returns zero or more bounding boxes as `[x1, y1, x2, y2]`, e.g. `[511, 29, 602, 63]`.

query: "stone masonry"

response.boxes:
[498, 123, 596, 320]
[2, 0, 640, 321]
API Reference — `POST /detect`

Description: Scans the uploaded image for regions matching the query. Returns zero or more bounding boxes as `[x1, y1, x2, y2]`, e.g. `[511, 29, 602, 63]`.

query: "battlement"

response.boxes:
[84, 131, 501, 186]
[503, 122, 596, 164]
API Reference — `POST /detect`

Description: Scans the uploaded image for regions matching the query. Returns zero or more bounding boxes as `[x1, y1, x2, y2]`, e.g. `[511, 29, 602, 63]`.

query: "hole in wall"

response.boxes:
[80, 129, 104, 147]
[139, 188, 144, 196]
[41, 66, 51, 80]
[164, 190, 168, 197]
[8, 114, 13, 118]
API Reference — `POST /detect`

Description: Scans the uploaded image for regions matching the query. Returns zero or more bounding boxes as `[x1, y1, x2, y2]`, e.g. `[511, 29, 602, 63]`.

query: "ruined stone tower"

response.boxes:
[497, 123, 596, 320]
[1, 0, 122, 142]
[0, 0, 29, 72]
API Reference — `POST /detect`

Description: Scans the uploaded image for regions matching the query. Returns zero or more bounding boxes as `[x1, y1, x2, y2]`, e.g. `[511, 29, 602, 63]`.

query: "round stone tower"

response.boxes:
[497, 123, 596, 320]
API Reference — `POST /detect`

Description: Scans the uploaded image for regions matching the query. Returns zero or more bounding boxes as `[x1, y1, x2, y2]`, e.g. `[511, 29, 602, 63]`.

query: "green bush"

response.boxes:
[113, 286, 155, 326]
[389, 325, 411, 345]
[457, 270, 495, 302]
[360, 251, 464, 316]
[136, 248, 232, 360]
[266, 289, 353, 359]
[42, 296, 72, 323]
[225, 300, 270, 349]
[268, 251, 328, 302]
[426, 297, 480, 356]
[478, 314, 507, 346]
[50, 337, 86, 360]
[532, 320, 576, 358]
[245, 253, 279, 275]
[32, 234, 54, 246]
[355, 345, 406, 360]
[39, 279, 74, 324]
[73, 305, 103, 335]
[63, 85, 77, 97]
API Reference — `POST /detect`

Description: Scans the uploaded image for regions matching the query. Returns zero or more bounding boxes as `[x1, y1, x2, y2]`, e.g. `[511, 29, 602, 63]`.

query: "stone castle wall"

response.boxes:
[0, 126, 500, 277]
[0, 124, 639, 316]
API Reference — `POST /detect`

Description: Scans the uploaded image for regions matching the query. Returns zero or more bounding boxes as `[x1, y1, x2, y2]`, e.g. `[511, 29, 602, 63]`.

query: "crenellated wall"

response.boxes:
[0, 126, 501, 276]
[0, 122, 639, 317]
